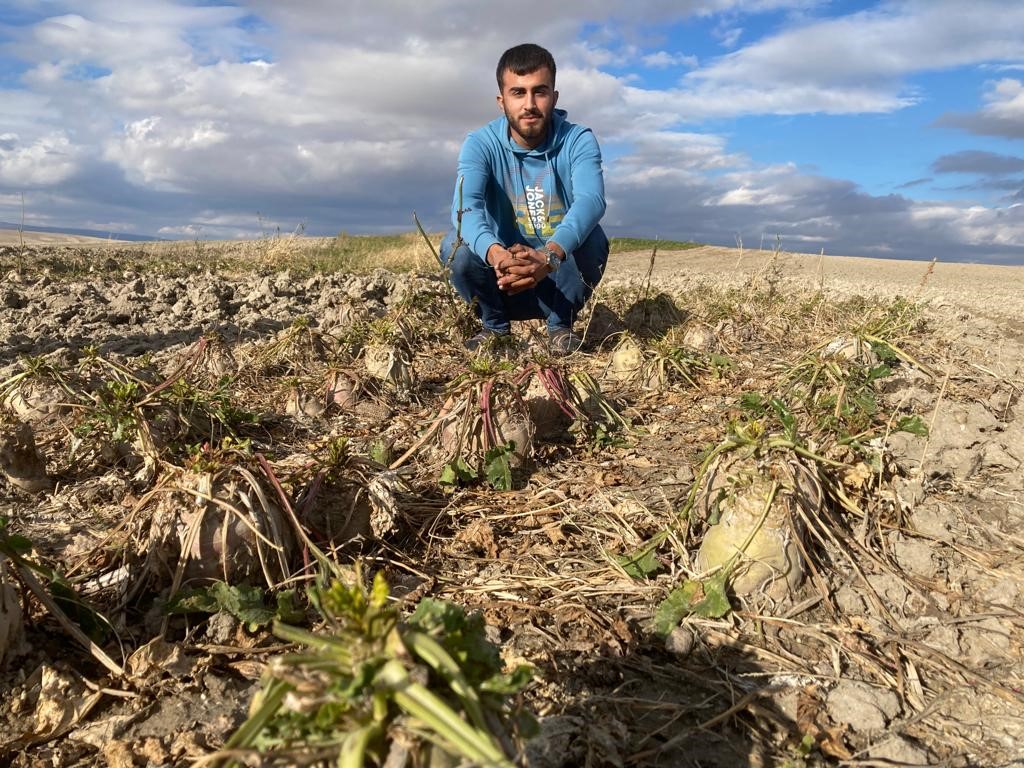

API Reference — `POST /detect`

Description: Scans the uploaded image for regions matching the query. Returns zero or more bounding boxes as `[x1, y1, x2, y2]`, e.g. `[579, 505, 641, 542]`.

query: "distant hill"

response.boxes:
[0, 221, 159, 242]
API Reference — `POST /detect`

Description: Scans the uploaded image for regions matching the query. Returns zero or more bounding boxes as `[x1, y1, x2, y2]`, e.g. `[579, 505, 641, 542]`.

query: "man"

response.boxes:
[441, 43, 609, 354]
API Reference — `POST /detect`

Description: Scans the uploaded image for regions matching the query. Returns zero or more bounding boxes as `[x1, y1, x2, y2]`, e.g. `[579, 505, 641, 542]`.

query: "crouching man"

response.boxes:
[441, 43, 609, 354]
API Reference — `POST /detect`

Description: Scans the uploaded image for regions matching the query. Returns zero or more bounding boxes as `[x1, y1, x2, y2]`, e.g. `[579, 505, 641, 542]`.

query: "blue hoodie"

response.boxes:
[452, 108, 606, 262]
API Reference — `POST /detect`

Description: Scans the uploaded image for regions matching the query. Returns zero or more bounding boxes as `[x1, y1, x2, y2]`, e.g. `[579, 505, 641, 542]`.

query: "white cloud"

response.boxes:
[642, 51, 699, 69]
[938, 78, 1024, 139]
[684, 0, 1024, 116]
[0, 132, 80, 186]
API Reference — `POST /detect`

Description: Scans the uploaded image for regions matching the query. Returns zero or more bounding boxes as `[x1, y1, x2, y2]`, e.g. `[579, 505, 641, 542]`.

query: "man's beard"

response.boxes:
[506, 106, 549, 144]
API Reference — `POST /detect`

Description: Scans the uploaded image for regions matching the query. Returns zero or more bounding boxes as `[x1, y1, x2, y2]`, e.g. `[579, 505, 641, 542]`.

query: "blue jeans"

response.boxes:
[442, 227, 609, 334]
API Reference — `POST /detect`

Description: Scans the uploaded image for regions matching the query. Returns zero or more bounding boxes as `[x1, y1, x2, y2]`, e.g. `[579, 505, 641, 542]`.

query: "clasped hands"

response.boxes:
[486, 243, 553, 295]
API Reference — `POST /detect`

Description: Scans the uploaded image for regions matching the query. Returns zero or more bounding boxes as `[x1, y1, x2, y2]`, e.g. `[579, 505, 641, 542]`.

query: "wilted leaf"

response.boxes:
[842, 462, 873, 490]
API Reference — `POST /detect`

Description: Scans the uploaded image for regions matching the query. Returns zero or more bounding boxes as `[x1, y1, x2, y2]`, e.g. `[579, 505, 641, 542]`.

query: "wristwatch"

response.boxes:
[540, 245, 563, 272]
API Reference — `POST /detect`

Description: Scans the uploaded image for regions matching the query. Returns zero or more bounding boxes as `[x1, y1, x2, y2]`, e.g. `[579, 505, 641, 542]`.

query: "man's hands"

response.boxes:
[486, 242, 561, 295]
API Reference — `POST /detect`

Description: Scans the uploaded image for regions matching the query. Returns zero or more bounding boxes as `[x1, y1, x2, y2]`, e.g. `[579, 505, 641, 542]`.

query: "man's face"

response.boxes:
[497, 67, 558, 149]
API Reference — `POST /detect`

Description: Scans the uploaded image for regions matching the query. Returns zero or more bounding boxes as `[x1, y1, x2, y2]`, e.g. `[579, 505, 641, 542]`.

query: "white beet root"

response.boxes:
[609, 337, 644, 382]
[695, 457, 818, 600]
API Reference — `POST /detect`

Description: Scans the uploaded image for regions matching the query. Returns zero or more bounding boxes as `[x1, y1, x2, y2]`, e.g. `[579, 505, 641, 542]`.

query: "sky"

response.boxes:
[1, 1, 1024, 264]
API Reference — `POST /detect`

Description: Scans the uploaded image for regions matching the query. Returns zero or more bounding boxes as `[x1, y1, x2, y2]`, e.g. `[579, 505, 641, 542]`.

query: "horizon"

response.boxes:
[1, 2, 1023, 265]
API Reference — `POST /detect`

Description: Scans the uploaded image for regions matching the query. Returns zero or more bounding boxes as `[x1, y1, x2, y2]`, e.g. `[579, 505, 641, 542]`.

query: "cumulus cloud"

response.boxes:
[0, 132, 80, 186]
[937, 78, 1024, 139]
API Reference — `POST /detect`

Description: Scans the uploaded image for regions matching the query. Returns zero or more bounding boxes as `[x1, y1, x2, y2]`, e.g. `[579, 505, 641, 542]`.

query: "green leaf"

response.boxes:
[866, 364, 893, 383]
[275, 589, 305, 625]
[709, 354, 732, 373]
[168, 581, 279, 630]
[50, 575, 110, 642]
[616, 546, 662, 579]
[653, 581, 702, 637]
[739, 392, 766, 413]
[368, 439, 392, 466]
[652, 573, 733, 637]
[690, 571, 732, 619]
[483, 443, 513, 491]
[896, 414, 929, 437]
[440, 456, 478, 487]
[407, 599, 503, 686]
[868, 339, 899, 362]
[369, 571, 390, 609]
[167, 588, 220, 614]
[481, 664, 534, 695]
[3, 533, 32, 555]
[769, 397, 797, 441]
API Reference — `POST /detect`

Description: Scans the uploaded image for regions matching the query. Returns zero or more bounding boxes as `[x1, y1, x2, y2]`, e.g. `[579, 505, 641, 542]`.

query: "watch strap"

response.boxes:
[541, 246, 562, 271]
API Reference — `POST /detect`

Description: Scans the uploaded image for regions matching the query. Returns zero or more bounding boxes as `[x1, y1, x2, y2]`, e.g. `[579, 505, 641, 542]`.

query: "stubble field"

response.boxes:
[1, 234, 1022, 767]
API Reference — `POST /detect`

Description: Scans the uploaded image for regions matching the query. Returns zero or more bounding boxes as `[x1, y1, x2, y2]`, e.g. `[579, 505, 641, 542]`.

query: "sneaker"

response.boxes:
[548, 327, 584, 355]
[464, 328, 510, 352]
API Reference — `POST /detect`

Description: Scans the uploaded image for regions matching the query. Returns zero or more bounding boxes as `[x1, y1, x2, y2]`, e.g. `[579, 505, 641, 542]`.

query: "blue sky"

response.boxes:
[1, 1, 1023, 263]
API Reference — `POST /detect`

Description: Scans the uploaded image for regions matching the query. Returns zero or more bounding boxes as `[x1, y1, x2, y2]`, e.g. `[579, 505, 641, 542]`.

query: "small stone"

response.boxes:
[664, 627, 694, 657]
[826, 680, 900, 733]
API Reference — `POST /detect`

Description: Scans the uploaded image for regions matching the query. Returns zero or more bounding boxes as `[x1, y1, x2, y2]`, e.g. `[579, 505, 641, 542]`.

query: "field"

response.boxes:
[1, 233, 1022, 767]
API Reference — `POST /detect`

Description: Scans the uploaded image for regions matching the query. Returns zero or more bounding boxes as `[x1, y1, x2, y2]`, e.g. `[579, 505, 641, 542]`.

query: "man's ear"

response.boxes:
[496, 93, 503, 111]
[553, 89, 559, 108]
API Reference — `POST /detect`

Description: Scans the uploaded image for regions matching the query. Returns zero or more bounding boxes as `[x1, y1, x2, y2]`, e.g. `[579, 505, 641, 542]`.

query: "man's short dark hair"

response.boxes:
[496, 43, 556, 90]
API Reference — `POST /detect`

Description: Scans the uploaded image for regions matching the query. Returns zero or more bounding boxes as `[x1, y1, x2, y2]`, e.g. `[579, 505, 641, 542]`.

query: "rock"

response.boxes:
[205, 612, 239, 645]
[1, 288, 27, 309]
[826, 680, 900, 733]
[889, 533, 941, 579]
[885, 431, 924, 472]
[909, 502, 957, 540]
[834, 583, 868, 615]
[664, 627, 694, 657]
[892, 475, 925, 512]
[524, 716, 586, 768]
[867, 735, 929, 765]
[923, 624, 961, 658]
[866, 572, 910, 611]
[582, 302, 627, 343]
[979, 578, 1020, 610]
[0, 415, 51, 493]
[959, 617, 1013, 667]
